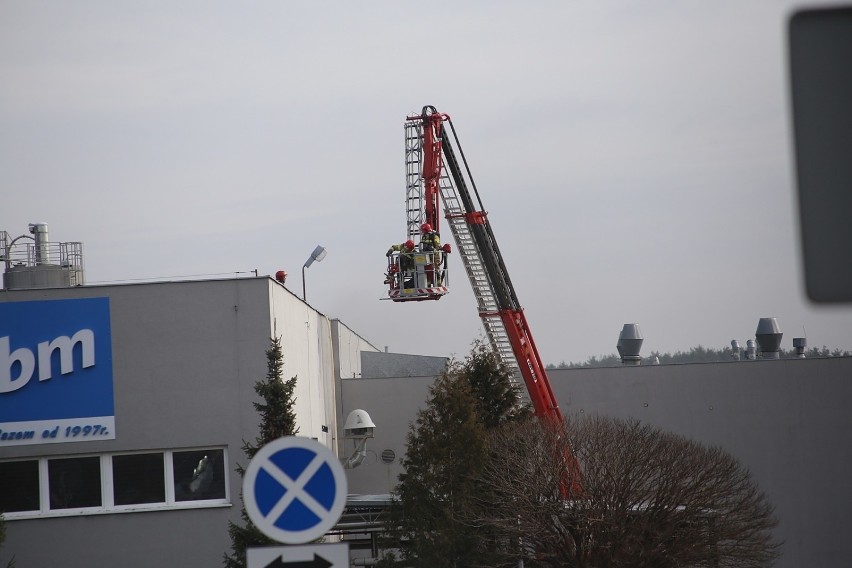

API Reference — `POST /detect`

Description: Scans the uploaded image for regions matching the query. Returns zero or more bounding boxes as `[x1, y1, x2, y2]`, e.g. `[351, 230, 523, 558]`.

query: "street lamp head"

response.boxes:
[304, 245, 327, 269]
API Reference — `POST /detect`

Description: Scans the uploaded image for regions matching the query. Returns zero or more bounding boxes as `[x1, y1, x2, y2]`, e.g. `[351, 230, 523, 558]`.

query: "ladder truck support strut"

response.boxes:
[498, 308, 563, 422]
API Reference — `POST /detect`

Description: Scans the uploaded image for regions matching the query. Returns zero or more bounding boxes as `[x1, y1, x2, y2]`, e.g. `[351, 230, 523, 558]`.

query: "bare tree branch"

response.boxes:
[467, 415, 782, 567]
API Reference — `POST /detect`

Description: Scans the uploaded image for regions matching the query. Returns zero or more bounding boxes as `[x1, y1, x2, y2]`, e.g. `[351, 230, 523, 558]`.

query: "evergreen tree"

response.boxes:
[455, 338, 531, 428]
[223, 337, 298, 568]
[0, 514, 15, 567]
[379, 340, 527, 567]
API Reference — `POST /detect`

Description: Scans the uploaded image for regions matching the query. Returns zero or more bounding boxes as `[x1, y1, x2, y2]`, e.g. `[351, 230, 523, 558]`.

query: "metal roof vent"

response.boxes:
[617, 323, 643, 366]
[756, 317, 783, 359]
[793, 337, 807, 358]
[731, 340, 742, 360]
[746, 339, 757, 360]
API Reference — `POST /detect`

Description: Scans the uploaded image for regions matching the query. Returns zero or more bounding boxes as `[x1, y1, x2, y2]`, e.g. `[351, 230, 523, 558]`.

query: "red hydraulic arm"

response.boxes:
[420, 109, 445, 234]
[416, 106, 563, 422]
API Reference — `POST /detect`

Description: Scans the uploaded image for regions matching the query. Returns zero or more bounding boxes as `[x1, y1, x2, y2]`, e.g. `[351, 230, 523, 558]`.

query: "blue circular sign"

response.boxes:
[243, 436, 348, 544]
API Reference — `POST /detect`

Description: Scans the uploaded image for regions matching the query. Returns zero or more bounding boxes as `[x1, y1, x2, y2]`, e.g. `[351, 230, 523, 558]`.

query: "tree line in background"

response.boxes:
[549, 344, 852, 369]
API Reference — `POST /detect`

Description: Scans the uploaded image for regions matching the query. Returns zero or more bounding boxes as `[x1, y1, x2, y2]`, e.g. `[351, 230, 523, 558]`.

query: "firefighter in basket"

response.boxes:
[386, 239, 416, 289]
[419, 223, 448, 287]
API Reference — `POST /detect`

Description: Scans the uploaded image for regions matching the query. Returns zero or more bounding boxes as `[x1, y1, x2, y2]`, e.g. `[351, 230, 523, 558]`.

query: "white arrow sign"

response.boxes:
[247, 543, 349, 568]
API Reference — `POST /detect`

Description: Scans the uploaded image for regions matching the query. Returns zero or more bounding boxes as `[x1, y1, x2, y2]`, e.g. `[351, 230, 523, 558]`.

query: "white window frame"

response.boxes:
[1, 446, 230, 520]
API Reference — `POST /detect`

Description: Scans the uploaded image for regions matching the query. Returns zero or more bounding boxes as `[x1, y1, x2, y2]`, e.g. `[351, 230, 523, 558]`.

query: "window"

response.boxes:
[173, 449, 226, 502]
[113, 453, 166, 506]
[0, 460, 39, 513]
[48, 456, 102, 509]
[0, 447, 228, 520]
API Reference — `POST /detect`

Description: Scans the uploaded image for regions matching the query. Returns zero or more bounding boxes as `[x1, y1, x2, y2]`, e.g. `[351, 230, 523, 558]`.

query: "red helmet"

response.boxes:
[404, 239, 415, 250]
[420, 223, 432, 233]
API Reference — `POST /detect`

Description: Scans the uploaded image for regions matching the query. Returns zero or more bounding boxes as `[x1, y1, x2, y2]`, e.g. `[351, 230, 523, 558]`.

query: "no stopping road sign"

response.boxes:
[243, 436, 348, 544]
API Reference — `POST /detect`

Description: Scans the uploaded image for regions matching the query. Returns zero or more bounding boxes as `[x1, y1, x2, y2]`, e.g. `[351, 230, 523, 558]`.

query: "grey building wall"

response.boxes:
[341, 357, 852, 568]
[549, 358, 852, 568]
[335, 353, 447, 494]
[340, 376, 434, 496]
[360, 351, 447, 379]
[1, 277, 377, 568]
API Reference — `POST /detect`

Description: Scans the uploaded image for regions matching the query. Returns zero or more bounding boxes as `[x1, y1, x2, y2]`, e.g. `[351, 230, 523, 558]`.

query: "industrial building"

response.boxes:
[2, 224, 851, 568]
[345, 356, 852, 568]
[0, 224, 382, 566]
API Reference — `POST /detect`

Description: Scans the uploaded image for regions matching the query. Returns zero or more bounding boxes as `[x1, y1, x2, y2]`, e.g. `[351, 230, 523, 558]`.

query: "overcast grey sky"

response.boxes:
[2, 1, 850, 364]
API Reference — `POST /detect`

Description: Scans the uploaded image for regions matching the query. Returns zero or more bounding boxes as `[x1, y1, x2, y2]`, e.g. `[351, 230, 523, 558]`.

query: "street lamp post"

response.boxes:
[302, 245, 327, 301]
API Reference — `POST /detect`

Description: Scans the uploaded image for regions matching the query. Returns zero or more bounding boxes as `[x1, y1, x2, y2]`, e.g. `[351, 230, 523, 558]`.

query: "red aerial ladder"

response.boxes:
[384, 105, 562, 424]
[386, 106, 582, 494]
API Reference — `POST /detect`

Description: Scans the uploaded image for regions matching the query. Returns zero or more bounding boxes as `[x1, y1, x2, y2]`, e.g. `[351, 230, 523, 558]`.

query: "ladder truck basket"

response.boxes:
[383, 249, 449, 302]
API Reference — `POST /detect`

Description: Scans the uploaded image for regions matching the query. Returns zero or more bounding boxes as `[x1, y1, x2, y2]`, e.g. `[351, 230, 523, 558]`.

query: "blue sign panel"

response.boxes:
[243, 436, 348, 544]
[0, 298, 115, 446]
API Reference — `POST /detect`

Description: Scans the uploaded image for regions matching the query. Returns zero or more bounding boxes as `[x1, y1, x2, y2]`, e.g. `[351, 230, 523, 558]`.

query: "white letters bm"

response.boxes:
[0, 330, 95, 393]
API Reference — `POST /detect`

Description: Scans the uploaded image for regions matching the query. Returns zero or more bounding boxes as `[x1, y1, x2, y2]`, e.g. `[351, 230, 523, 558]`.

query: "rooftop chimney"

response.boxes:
[29, 222, 50, 265]
[617, 323, 643, 366]
[756, 317, 783, 359]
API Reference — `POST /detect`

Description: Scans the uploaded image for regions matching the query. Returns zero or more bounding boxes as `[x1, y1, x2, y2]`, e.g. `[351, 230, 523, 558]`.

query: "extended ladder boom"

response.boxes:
[411, 106, 562, 422]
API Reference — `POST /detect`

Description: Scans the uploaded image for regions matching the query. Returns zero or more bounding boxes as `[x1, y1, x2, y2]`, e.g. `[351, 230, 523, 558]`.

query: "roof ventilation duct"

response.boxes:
[746, 339, 757, 360]
[793, 337, 807, 358]
[617, 323, 643, 366]
[30, 222, 50, 265]
[756, 317, 783, 359]
[731, 340, 741, 360]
